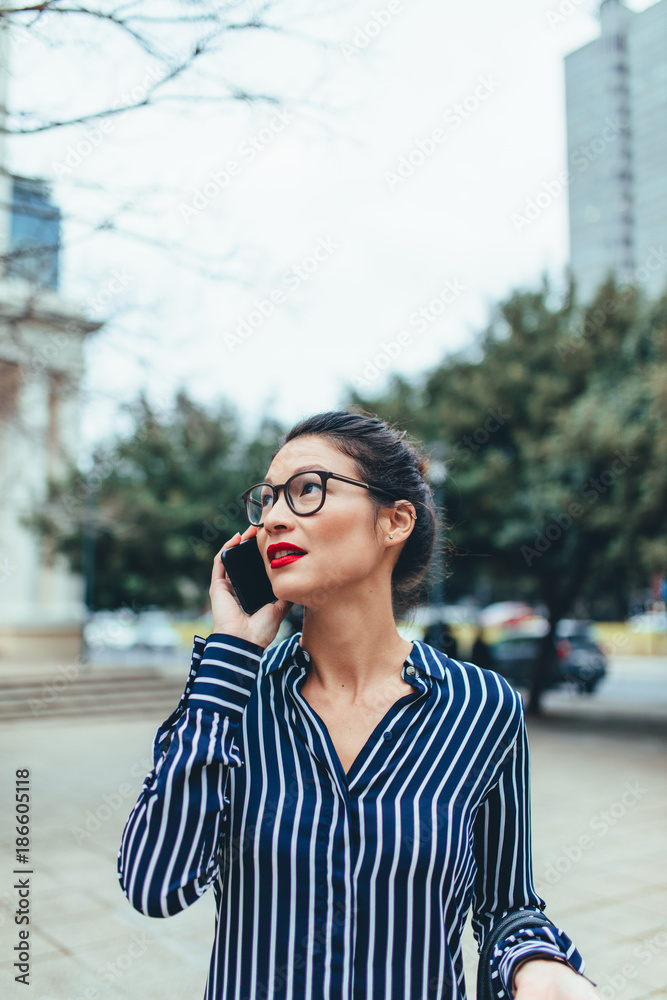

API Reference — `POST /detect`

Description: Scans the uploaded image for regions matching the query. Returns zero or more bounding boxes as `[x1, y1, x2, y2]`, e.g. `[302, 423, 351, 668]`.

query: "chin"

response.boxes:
[269, 576, 307, 606]
[271, 575, 340, 610]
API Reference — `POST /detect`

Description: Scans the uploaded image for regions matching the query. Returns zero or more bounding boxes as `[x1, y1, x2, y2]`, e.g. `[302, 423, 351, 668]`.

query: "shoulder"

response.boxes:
[413, 640, 524, 732]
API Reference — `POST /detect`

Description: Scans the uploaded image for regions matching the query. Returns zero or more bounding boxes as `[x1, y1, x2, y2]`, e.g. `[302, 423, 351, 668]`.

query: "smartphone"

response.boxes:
[221, 536, 276, 615]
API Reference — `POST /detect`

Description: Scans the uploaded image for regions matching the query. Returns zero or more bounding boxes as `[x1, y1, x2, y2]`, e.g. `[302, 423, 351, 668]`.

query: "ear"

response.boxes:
[378, 501, 417, 548]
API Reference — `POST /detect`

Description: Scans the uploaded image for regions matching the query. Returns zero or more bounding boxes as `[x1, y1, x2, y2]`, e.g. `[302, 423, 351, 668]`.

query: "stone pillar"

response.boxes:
[0, 285, 101, 661]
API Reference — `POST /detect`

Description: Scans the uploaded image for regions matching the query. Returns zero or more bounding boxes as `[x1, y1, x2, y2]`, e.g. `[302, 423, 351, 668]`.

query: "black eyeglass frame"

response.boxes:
[242, 470, 391, 525]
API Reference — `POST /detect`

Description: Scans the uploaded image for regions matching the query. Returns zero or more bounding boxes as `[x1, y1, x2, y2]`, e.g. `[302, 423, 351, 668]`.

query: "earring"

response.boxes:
[389, 534, 394, 539]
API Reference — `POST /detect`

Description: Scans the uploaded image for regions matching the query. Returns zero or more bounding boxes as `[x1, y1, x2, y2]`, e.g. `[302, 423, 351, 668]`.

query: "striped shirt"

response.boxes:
[118, 632, 586, 1000]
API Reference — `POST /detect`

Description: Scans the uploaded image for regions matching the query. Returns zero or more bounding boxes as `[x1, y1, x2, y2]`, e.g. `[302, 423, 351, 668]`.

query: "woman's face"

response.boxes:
[255, 435, 392, 609]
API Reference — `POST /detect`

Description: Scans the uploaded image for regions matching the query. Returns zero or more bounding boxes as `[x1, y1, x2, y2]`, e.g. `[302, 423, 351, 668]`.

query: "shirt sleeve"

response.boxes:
[117, 633, 263, 918]
[471, 691, 588, 998]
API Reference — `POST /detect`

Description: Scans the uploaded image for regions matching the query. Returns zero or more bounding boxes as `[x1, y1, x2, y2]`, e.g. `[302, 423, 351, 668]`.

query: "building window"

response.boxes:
[8, 176, 61, 291]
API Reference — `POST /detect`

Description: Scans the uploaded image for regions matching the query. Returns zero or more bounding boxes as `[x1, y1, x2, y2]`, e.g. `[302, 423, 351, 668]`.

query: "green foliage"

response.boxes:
[31, 392, 283, 611]
[349, 278, 667, 620]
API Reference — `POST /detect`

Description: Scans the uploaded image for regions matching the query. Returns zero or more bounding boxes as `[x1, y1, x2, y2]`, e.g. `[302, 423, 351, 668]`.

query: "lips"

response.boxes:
[267, 543, 307, 569]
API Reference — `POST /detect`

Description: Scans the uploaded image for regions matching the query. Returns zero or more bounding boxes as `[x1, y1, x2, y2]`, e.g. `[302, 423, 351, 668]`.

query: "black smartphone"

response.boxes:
[221, 536, 276, 615]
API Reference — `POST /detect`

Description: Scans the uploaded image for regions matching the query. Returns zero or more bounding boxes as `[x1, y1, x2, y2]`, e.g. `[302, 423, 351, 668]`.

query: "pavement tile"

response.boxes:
[20, 925, 66, 961]
[2, 950, 127, 1000]
[636, 953, 667, 991]
[0, 969, 16, 994]
[633, 893, 667, 920]
[34, 886, 113, 922]
[38, 917, 136, 953]
[595, 977, 660, 1000]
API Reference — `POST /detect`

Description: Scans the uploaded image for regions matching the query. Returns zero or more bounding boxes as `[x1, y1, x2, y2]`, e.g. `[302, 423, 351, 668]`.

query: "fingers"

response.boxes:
[211, 527, 252, 587]
[216, 525, 257, 560]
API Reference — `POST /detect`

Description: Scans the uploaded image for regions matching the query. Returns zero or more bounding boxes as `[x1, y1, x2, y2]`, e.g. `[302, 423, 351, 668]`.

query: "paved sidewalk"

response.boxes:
[0, 655, 665, 1000]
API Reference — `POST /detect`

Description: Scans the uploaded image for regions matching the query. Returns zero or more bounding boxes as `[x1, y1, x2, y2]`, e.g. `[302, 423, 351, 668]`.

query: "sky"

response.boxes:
[5, 0, 661, 451]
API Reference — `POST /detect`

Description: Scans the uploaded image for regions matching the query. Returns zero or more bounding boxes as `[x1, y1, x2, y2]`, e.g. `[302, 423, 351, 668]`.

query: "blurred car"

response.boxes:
[485, 616, 606, 694]
[627, 610, 667, 633]
[554, 619, 607, 693]
[83, 610, 138, 652]
[83, 609, 182, 654]
[133, 610, 182, 651]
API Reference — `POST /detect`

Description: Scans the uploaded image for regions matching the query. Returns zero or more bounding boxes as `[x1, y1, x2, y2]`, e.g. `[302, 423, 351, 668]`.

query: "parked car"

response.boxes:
[554, 619, 607, 692]
[83, 609, 181, 654]
[133, 610, 182, 651]
[486, 618, 606, 694]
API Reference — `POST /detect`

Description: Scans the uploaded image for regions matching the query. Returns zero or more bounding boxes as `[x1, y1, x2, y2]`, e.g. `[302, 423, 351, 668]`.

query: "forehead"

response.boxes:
[266, 435, 358, 481]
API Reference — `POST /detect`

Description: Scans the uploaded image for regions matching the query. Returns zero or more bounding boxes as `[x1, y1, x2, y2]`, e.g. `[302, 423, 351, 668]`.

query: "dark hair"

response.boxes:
[280, 409, 439, 617]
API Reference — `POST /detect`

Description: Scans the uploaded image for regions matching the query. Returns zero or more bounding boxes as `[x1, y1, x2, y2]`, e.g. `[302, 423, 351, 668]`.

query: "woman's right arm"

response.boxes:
[117, 527, 292, 918]
[117, 631, 264, 917]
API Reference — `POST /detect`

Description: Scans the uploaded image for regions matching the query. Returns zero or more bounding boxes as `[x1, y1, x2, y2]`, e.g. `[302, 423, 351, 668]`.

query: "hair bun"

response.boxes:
[415, 454, 430, 480]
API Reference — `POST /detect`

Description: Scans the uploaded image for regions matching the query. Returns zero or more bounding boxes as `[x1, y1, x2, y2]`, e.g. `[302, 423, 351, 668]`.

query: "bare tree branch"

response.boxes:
[0, 0, 297, 133]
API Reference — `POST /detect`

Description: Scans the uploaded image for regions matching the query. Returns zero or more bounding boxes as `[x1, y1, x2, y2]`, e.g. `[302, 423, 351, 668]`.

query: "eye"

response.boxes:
[259, 487, 274, 508]
[300, 479, 322, 497]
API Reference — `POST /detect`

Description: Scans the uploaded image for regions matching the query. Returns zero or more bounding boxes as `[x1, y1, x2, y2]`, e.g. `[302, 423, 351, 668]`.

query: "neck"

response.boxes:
[299, 579, 412, 698]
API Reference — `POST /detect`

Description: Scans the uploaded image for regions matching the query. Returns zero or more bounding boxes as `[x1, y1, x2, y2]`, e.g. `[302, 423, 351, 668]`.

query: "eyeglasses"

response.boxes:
[242, 470, 383, 526]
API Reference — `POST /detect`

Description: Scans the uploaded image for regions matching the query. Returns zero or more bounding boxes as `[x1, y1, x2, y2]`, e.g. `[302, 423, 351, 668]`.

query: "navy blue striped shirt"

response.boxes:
[118, 632, 586, 999]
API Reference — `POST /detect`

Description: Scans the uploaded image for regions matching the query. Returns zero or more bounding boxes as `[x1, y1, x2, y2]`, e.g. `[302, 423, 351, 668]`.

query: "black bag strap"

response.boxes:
[476, 908, 554, 1000]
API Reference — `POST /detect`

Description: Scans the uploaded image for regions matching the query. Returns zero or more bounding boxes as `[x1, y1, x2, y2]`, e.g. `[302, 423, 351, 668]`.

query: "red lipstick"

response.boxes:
[267, 543, 307, 569]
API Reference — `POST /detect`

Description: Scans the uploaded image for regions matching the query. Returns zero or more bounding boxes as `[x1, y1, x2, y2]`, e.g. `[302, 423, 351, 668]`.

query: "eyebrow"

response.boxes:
[264, 465, 329, 484]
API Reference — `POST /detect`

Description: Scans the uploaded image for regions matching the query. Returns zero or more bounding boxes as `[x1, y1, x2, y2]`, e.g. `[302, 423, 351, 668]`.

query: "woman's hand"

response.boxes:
[209, 525, 293, 650]
[513, 959, 598, 999]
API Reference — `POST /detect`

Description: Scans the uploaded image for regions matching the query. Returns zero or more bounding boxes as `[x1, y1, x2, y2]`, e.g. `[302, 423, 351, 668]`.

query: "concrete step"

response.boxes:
[0, 668, 184, 721]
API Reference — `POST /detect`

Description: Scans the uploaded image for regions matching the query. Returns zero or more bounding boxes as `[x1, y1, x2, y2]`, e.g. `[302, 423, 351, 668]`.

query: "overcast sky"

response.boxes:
[7, 0, 660, 450]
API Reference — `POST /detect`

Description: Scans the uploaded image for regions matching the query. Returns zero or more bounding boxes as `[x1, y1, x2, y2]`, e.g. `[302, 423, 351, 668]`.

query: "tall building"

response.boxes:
[0, 27, 101, 661]
[565, 0, 667, 302]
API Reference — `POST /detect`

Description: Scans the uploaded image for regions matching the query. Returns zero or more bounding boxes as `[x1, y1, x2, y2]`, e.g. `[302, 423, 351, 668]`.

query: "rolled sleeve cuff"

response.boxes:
[496, 926, 589, 997]
[185, 633, 263, 717]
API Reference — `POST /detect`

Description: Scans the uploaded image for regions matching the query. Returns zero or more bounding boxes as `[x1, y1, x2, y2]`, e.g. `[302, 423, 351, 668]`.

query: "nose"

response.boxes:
[260, 488, 294, 532]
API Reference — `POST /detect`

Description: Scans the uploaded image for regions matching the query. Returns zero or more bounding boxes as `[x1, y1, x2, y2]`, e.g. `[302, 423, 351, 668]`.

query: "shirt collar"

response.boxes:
[263, 632, 449, 681]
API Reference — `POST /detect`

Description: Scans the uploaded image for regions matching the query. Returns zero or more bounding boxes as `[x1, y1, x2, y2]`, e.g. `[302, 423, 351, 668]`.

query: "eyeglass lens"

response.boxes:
[246, 472, 325, 523]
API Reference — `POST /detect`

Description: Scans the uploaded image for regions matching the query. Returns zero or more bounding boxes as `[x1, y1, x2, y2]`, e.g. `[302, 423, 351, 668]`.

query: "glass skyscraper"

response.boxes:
[565, 0, 667, 301]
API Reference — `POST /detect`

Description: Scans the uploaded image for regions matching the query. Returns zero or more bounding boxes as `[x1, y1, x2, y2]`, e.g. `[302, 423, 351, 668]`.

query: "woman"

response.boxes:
[118, 410, 597, 1000]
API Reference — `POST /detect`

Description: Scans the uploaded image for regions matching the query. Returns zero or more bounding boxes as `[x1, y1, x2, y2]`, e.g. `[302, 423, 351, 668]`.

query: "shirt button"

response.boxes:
[383, 731, 393, 741]
[406, 665, 416, 676]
